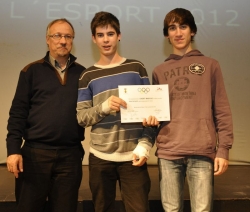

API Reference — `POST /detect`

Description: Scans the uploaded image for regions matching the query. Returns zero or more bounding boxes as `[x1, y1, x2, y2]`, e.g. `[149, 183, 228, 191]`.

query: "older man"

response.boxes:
[6, 18, 85, 212]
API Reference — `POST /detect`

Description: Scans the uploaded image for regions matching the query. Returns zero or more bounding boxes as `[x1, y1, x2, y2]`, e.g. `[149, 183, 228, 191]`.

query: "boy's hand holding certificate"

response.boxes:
[118, 85, 170, 123]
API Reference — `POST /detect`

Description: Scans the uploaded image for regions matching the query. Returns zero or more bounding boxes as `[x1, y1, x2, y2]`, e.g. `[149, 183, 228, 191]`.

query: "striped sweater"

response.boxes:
[77, 58, 156, 162]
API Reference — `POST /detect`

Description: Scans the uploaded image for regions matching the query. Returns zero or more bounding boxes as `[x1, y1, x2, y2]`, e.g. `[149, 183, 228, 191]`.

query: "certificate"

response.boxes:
[118, 84, 170, 123]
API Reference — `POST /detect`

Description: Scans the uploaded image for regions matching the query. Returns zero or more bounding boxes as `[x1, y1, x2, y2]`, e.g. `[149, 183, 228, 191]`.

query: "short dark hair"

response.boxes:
[46, 18, 75, 36]
[91, 11, 120, 36]
[163, 8, 197, 41]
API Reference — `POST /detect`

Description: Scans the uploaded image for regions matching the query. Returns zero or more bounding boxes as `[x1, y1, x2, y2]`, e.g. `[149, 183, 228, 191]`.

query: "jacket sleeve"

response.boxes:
[212, 62, 234, 160]
[6, 70, 31, 156]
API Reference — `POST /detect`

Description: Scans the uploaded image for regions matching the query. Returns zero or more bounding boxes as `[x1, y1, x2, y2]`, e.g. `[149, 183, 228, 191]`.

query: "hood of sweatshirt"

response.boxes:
[165, 49, 204, 62]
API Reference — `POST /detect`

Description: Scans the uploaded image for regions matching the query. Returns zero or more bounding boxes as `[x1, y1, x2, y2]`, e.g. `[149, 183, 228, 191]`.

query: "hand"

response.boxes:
[132, 154, 147, 166]
[143, 116, 159, 126]
[108, 95, 127, 112]
[214, 157, 228, 176]
[7, 154, 23, 178]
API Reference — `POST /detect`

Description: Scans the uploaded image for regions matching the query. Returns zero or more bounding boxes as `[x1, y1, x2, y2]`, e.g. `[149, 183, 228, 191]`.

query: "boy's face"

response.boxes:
[92, 24, 121, 57]
[167, 22, 194, 55]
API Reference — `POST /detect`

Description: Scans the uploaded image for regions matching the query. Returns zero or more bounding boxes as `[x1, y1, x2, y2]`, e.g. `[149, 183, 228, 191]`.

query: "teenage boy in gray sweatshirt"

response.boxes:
[153, 8, 233, 212]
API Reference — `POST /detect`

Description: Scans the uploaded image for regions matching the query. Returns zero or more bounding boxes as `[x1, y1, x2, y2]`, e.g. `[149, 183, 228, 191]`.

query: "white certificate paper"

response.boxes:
[118, 85, 170, 123]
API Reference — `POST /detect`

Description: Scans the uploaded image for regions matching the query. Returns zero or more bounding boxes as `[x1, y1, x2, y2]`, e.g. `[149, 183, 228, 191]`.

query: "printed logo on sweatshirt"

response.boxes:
[163, 66, 190, 80]
[189, 63, 205, 75]
[170, 91, 196, 100]
[174, 77, 189, 91]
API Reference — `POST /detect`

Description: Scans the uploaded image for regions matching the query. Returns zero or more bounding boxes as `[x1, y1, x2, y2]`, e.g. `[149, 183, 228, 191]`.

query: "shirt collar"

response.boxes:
[49, 54, 70, 70]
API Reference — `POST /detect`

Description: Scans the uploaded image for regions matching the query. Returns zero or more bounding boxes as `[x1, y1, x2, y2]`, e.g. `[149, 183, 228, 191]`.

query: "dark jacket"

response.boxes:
[6, 52, 85, 156]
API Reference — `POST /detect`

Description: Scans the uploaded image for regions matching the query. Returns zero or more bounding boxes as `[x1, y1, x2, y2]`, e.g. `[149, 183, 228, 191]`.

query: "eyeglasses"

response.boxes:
[48, 34, 74, 41]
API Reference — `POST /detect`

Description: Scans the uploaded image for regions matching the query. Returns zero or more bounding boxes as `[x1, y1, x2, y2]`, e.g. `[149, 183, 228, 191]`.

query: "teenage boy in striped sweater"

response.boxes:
[77, 11, 158, 212]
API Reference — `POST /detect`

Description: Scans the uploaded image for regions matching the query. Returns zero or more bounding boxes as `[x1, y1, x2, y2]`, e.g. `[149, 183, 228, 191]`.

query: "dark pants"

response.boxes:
[15, 145, 84, 212]
[89, 153, 151, 212]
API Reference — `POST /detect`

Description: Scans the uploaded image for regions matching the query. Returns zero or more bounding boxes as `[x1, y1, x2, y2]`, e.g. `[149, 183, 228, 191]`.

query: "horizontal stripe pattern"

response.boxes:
[77, 59, 152, 161]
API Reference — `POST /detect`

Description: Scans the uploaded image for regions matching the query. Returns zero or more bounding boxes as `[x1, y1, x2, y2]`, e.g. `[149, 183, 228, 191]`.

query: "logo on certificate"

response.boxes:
[137, 87, 150, 94]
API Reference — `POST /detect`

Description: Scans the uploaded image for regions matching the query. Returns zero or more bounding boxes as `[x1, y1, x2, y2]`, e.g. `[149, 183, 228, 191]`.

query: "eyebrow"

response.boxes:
[97, 30, 115, 33]
[168, 23, 187, 27]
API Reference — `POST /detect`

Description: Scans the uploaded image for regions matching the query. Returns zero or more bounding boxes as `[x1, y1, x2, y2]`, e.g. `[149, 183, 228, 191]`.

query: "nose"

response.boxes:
[176, 27, 182, 35]
[59, 36, 67, 43]
[103, 35, 109, 42]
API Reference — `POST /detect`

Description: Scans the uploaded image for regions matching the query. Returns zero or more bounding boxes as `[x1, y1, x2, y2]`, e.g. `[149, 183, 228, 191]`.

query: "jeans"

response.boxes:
[159, 156, 214, 212]
[89, 153, 151, 212]
[15, 145, 84, 212]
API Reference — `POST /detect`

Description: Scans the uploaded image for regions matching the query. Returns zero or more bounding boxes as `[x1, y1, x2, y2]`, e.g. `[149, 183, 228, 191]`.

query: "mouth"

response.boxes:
[58, 46, 68, 50]
[103, 45, 111, 50]
[175, 38, 184, 43]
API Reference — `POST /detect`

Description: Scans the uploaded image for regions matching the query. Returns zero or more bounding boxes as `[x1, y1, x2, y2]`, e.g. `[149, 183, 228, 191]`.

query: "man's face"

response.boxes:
[167, 22, 194, 55]
[92, 24, 121, 57]
[46, 21, 74, 59]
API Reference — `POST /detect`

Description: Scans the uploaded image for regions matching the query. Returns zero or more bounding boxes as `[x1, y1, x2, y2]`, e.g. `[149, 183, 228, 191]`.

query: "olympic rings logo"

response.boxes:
[138, 87, 150, 94]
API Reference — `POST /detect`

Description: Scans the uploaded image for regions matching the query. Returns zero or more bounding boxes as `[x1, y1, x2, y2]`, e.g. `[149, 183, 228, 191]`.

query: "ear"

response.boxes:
[92, 35, 96, 43]
[46, 36, 50, 45]
[191, 32, 195, 36]
[118, 33, 121, 41]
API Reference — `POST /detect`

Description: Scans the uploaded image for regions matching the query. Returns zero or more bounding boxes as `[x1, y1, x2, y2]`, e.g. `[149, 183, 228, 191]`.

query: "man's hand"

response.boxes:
[108, 95, 127, 112]
[214, 157, 228, 176]
[7, 154, 23, 178]
[143, 116, 159, 126]
[132, 154, 147, 166]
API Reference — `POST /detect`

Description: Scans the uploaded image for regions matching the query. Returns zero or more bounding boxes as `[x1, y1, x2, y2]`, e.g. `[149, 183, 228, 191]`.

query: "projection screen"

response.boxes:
[0, 0, 249, 165]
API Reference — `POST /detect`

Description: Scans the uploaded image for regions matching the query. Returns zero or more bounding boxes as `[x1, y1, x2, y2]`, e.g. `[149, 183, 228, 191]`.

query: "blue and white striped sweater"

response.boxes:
[77, 59, 155, 162]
